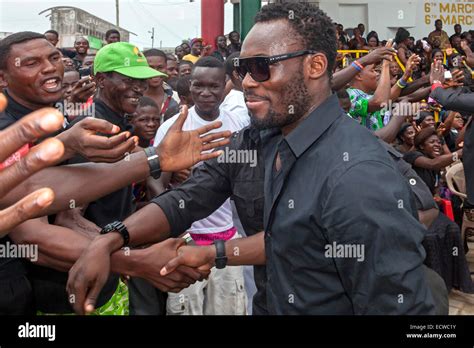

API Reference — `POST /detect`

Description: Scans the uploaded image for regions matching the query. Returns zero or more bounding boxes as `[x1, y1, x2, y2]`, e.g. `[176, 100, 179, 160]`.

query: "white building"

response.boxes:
[261, 0, 472, 40]
[317, 0, 472, 40]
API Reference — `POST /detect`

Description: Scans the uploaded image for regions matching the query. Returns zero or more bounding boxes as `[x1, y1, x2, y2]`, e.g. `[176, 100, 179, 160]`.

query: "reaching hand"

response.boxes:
[443, 69, 464, 88]
[429, 60, 445, 84]
[404, 54, 421, 78]
[69, 76, 96, 104]
[58, 117, 138, 162]
[0, 93, 65, 236]
[66, 237, 208, 314]
[359, 45, 396, 66]
[170, 168, 192, 185]
[157, 105, 231, 172]
[160, 244, 215, 276]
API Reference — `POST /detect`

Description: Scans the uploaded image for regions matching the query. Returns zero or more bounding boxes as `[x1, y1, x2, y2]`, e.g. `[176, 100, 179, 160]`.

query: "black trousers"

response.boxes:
[0, 275, 35, 315]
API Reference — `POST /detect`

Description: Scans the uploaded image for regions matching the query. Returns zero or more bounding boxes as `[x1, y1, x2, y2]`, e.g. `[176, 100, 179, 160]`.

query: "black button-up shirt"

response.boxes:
[261, 94, 436, 315]
[151, 126, 267, 314]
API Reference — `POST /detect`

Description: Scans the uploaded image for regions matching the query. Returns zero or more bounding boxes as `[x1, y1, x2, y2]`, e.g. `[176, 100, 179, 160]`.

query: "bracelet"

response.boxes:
[431, 80, 443, 92]
[396, 78, 408, 89]
[351, 61, 364, 72]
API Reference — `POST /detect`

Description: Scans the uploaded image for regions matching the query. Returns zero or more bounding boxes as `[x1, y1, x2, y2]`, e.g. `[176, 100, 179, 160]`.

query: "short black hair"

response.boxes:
[0, 31, 46, 69]
[105, 29, 120, 39]
[225, 52, 240, 77]
[228, 30, 239, 36]
[435, 19, 442, 24]
[138, 96, 159, 109]
[179, 60, 194, 68]
[193, 56, 224, 69]
[254, 2, 337, 78]
[176, 75, 192, 97]
[143, 48, 167, 61]
[395, 27, 410, 44]
[431, 48, 443, 59]
[366, 31, 379, 45]
[44, 29, 59, 38]
[166, 54, 177, 62]
[75, 36, 89, 44]
[191, 56, 225, 78]
[215, 34, 226, 44]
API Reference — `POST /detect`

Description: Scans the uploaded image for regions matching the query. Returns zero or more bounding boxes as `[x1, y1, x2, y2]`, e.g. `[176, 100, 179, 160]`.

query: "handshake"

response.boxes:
[66, 236, 217, 314]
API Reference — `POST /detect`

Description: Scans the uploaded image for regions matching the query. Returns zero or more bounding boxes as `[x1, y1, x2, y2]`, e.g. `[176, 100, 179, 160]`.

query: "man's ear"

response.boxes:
[353, 71, 363, 82]
[0, 69, 8, 89]
[95, 73, 105, 89]
[307, 53, 328, 80]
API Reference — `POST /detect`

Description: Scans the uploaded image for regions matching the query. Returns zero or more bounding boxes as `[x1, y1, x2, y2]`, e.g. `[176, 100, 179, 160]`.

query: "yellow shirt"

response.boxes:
[182, 54, 199, 64]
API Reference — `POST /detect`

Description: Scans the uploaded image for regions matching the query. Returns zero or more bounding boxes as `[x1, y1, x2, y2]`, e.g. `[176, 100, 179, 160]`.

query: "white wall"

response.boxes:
[318, 0, 472, 41]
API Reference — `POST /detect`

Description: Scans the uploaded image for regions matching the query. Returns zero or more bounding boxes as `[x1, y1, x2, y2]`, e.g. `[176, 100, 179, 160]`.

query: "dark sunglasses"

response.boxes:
[235, 50, 316, 82]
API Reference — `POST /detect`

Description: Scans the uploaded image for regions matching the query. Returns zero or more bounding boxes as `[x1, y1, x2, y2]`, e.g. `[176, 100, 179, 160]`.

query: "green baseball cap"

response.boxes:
[94, 42, 167, 79]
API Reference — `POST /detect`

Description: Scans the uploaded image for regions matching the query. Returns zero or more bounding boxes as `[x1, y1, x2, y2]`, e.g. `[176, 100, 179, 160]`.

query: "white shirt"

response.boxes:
[154, 106, 249, 234]
[220, 89, 250, 126]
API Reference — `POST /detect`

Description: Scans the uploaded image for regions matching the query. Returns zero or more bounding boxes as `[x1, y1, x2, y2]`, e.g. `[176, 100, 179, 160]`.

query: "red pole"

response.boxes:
[201, 0, 224, 49]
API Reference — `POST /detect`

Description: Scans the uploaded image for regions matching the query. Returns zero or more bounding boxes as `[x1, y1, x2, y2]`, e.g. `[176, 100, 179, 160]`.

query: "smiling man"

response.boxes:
[72, 37, 89, 70]
[66, 3, 440, 315]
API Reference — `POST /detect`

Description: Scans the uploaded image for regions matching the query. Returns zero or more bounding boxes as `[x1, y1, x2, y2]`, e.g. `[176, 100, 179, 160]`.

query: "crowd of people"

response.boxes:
[0, 1, 473, 316]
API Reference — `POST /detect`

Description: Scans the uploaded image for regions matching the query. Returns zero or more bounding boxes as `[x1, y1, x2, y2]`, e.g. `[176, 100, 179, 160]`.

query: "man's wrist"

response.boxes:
[358, 56, 369, 67]
[93, 232, 124, 254]
[205, 244, 217, 267]
[431, 80, 443, 91]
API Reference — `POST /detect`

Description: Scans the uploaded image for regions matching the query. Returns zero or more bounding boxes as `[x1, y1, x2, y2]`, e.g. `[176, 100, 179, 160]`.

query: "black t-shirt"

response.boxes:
[67, 99, 135, 226]
[0, 90, 34, 283]
[28, 99, 133, 313]
[403, 151, 439, 194]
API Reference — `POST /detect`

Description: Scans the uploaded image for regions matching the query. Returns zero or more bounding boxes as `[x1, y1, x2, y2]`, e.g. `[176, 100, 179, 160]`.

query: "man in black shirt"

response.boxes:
[67, 4, 441, 315]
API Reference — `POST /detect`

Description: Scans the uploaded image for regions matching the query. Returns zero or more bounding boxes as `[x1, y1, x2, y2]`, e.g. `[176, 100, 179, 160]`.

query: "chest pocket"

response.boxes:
[232, 180, 264, 219]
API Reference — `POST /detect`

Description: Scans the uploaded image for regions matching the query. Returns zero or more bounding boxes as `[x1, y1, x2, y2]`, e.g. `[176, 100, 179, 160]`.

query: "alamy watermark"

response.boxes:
[380, 100, 423, 119]
[324, 241, 365, 262]
[0, 241, 38, 262]
[54, 100, 96, 118]
[217, 147, 258, 167]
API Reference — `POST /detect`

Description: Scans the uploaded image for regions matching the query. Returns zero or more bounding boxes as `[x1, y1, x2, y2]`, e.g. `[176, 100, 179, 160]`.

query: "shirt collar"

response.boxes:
[284, 93, 343, 158]
[3, 89, 35, 120]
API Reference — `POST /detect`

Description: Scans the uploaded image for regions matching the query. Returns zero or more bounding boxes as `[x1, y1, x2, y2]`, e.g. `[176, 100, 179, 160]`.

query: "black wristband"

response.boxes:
[213, 239, 227, 269]
[100, 221, 130, 247]
[144, 146, 162, 179]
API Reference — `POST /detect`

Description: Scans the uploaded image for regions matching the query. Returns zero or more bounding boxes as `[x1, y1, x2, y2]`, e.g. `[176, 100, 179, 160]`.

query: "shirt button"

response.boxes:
[409, 178, 417, 186]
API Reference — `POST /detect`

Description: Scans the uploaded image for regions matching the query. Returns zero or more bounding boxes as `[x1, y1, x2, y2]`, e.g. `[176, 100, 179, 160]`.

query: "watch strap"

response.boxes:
[213, 239, 227, 269]
[100, 221, 130, 247]
[144, 146, 162, 179]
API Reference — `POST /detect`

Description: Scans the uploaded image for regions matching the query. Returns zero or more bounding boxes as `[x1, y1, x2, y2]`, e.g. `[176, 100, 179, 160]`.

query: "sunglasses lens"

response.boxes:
[236, 57, 270, 82]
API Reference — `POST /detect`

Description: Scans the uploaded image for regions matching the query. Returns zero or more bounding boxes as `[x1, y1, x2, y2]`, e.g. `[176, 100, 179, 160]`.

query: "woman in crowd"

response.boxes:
[394, 123, 415, 154]
[395, 28, 413, 66]
[403, 128, 462, 194]
[364, 31, 380, 50]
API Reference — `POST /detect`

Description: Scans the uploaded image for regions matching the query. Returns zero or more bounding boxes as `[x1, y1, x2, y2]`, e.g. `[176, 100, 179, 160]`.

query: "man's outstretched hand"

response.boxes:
[57, 117, 138, 163]
[0, 93, 65, 236]
[66, 237, 208, 314]
[157, 105, 232, 172]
